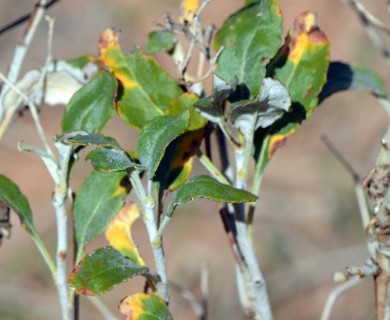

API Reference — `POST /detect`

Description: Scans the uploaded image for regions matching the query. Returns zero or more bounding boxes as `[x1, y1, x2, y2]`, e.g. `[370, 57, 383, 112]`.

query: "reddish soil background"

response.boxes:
[0, 0, 389, 319]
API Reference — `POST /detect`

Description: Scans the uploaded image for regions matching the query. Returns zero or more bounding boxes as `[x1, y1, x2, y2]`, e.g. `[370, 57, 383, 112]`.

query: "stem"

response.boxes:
[233, 132, 272, 319]
[0, 0, 48, 121]
[73, 224, 79, 320]
[200, 263, 209, 320]
[354, 183, 377, 259]
[235, 136, 252, 190]
[248, 136, 269, 237]
[30, 229, 56, 278]
[130, 171, 168, 302]
[362, 126, 390, 319]
[320, 277, 363, 320]
[197, 149, 230, 185]
[216, 127, 234, 183]
[0, 71, 53, 155]
[234, 204, 271, 320]
[53, 141, 73, 320]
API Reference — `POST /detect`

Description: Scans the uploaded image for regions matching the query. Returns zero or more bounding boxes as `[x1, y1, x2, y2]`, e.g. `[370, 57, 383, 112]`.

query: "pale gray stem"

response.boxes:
[0, 0, 48, 121]
[0, 72, 53, 156]
[200, 263, 209, 320]
[320, 277, 363, 320]
[145, 204, 169, 302]
[343, 0, 390, 65]
[130, 171, 168, 302]
[235, 207, 271, 320]
[53, 141, 73, 320]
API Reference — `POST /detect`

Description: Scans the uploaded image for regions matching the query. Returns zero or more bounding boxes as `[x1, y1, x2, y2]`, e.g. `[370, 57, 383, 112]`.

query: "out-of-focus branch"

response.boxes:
[320, 277, 363, 320]
[0, 0, 60, 36]
[321, 135, 377, 259]
[343, 0, 390, 65]
[0, 0, 49, 121]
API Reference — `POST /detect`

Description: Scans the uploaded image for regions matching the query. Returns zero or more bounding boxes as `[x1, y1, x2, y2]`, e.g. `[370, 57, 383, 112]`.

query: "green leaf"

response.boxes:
[319, 61, 388, 103]
[166, 93, 205, 131]
[155, 94, 206, 191]
[98, 29, 183, 129]
[214, 0, 283, 97]
[228, 78, 291, 138]
[67, 54, 93, 69]
[167, 175, 257, 217]
[194, 75, 234, 124]
[0, 175, 34, 234]
[119, 293, 173, 320]
[137, 111, 190, 178]
[146, 30, 177, 55]
[86, 148, 135, 172]
[74, 171, 129, 262]
[69, 246, 149, 295]
[59, 132, 120, 148]
[62, 71, 117, 133]
[254, 11, 329, 168]
[267, 11, 329, 111]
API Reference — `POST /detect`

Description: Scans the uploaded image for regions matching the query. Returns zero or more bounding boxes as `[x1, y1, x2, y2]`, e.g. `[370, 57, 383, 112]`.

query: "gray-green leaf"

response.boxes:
[146, 30, 177, 55]
[62, 70, 117, 133]
[214, 0, 283, 97]
[74, 171, 129, 262]
[59, 132, 121, 149]
[194, 75, 234, 124]
[167, 175, 257, 217]
[319, 61, 388, 103]
[137, 111, 190, 178]
[228, 78, 291, 138]
[0, 174, 34, 234]
[86, 148, 135, 172]
[69, 246, 149, 295]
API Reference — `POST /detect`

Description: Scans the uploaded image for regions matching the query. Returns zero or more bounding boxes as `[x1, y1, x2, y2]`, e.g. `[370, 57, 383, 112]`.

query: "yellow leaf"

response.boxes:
[181, 0, 200, 22]
[119, 293, 173, 320]
[105, 202, 145, 265]
[288, 12, 328, 64]
[268, 129, 296, 159]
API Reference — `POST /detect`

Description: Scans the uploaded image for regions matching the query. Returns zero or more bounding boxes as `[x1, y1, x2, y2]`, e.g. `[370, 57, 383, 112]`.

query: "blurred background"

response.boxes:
[0, 0, 388, 319]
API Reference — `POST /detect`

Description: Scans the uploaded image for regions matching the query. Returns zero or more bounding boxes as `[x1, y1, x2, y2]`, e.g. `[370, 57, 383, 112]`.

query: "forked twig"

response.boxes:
[0, 0, 49, 121]
[320, 277, 363, 320]
[343, 0, 390, 65]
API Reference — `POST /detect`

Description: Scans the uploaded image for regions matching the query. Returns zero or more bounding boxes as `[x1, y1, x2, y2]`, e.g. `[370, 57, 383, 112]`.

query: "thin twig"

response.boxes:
[180, 0, 211, 78]
[343, 0, 390, 65]
[200, 263, 209, 320]
[0, 0, 48, 121]
[0, 72, 52, 155]
[0, 0, 60, 36]
[320, 277, 363, 320]
[321, 135, 377, 258]
[168, 281, 204, 319]
[343, 0, 390, 35]
[320, 135, 360, 182]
